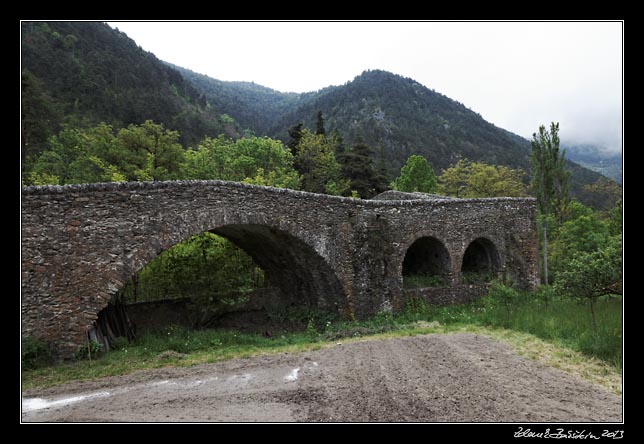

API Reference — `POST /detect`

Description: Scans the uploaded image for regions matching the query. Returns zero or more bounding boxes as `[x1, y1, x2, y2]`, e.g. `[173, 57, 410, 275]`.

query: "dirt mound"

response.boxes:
[22, 333, 622, 422]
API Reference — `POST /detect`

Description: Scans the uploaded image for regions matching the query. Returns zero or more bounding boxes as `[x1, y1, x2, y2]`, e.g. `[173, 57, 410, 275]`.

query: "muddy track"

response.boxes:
[21, 334, 622, 422]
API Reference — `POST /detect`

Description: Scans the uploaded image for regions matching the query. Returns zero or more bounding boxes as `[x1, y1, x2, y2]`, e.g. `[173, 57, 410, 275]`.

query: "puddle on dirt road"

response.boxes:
[284, 367, 300, 382]
[23, 391, 111, 412]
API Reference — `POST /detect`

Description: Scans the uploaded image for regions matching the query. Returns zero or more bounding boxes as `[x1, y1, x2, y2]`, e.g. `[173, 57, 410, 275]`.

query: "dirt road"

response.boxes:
[21, 333, 622, 422]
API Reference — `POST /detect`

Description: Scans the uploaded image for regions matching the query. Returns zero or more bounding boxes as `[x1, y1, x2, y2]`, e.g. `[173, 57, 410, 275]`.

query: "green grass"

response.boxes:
[413, 293, 623, 369]
[403, 274, 448, 288]
[22, 293, 622, 393]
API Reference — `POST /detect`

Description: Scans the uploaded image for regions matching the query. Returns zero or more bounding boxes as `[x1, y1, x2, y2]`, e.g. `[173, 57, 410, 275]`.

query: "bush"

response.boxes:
[22, 336, 54, 370]
[74, 340, 103, 360]
[482, 279, 520, 325]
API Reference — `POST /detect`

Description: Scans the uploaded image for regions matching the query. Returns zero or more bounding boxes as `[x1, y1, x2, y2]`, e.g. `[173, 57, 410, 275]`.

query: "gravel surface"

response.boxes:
[21, 333, 622, 422]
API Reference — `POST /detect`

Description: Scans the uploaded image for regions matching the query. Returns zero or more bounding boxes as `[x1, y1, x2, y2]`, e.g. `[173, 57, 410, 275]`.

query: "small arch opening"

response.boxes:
[402, 236, 450, 288]
[461, 237, 501, 283]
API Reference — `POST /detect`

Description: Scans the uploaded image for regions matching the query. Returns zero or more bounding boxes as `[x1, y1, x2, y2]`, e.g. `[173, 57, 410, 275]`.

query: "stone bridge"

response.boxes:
[21, 181, 539, 357]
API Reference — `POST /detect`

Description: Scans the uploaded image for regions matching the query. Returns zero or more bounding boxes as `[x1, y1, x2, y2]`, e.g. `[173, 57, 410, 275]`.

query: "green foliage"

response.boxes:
[116, 120, 185, 180]
[315, 111, 326, 136]
[182, 135, 300, 189]
[22, 293, 622, 388]
[392, 155, 438, 193]
[340, 142, 389, 198]
[74, 340, 103, 360]
[26, 121, 184, 184]
[21, 22, 227, 149]
[530, 122, 570, 284]
[461, 271, 495, 284]
[120, 233, 264, 322]
[21, 68, 62, 161]
[607, 199, 622, 236]
[582, 177, 623, 211]
[483, 280, 520, 325]
[530, 122, 570, 221]
[553, 235, 622, 332]
[438, 158, 528, 197]
[547, 199, 621, 282]
[22, 337, 54, 370]
[403, 274, 448, 289]
[22, 29, 613, 209]
[293, 130, 343, 194]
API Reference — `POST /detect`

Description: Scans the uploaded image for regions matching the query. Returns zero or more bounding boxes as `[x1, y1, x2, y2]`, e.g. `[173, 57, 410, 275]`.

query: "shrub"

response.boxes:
[22, 336, 53, 370]
[74, 340, 103, 360]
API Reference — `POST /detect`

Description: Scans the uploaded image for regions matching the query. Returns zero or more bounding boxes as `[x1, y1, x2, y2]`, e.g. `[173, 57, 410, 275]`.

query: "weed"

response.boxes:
[74, 340, 103, 361]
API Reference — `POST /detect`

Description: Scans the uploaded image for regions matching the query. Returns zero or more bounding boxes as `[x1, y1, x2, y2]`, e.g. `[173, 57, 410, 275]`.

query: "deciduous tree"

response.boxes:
[392, 155, 438, 194]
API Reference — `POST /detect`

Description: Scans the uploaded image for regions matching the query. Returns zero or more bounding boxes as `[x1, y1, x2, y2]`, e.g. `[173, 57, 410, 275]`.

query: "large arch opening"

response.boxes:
[461, 237, 501, 283]
[93, 224, 345, 350]
[402, 236, 451, 288]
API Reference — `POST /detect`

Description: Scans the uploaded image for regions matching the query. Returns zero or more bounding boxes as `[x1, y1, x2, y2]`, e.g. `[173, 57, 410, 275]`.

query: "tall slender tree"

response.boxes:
[530, 122, 569, 285]
[287, 122, 304, 156]
[315, 111, 326, 136]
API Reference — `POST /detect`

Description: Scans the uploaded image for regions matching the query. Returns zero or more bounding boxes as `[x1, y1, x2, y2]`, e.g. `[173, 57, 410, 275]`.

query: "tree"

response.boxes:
[21, 69, 61, 163]
[582, 177, 622, 211]
[294, 130, 343, 194]
[182, 135, 301, 189]
[117, 120, 185, 181]
[30, 128, 88, 184]
[287, 122, 304, 156]
[438, 158, 528, 198]
[315, 111, 326, 136]
[437, 158, 470, 197]
[530, 122, 569, 285]
[341, 143, 389, 198]
[392, 155, 438, 194]
[554, 235, 622, 333]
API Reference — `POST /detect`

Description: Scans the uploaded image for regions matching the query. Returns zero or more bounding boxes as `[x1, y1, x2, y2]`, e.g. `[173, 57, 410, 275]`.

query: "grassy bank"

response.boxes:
[420, 293, 622, 369]
[22, 293, 622, 394]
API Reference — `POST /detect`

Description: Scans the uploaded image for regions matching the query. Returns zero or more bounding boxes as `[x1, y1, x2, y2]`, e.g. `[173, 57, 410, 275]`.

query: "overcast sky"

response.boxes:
[107, 21, 623, 153]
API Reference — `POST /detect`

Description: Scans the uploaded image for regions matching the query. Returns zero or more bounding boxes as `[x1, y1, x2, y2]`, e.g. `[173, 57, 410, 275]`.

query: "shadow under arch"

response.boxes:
[211, 224, 346, 312]
[461, 237, 501, 280]
[95, 223, 347, 346]
[402, 236, 451, 288]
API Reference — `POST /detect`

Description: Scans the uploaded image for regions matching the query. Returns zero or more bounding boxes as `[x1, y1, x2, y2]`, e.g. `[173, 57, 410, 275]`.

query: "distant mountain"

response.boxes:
[21, 22, 617, 209]
[564, 143, 622, 185]
[172, 65, 300, 136]
[265, 70, 612, 205]
[21, 21, 233, 159]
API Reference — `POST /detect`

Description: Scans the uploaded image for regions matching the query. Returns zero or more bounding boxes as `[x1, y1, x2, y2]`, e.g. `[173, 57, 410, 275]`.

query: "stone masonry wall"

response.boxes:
[21, 180, 538, 357]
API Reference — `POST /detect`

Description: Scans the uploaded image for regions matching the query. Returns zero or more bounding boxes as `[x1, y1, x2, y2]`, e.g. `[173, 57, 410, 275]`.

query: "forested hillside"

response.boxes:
[265, 70, 614, 207]
[21, 21, 233, 162]
[565, 144, 622, 184]
[172, 65, 300, 135]
[21, 22, 619, 208]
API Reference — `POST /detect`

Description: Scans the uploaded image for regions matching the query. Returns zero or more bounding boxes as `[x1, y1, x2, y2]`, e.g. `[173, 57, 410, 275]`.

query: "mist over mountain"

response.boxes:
[21, 21, 618, 208]
[563, 143, 622, 184]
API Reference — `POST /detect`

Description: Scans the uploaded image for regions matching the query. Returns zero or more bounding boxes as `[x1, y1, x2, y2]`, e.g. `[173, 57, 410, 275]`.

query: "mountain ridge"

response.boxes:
[21, 21, 618, 209]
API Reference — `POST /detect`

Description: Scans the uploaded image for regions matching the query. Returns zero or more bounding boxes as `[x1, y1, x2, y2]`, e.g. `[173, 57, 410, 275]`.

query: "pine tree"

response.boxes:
[315, 111, 326, 136]
[287, 122, 304, 156]
[341, 143, 388, 198]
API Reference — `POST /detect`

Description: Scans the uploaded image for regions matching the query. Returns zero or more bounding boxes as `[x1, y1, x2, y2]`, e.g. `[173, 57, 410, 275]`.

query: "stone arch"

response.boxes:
[97, 216, 347, 341]
[211, 224, 345, 311]
[461, 237, 501, 280]
[401, 235, 451, 287]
